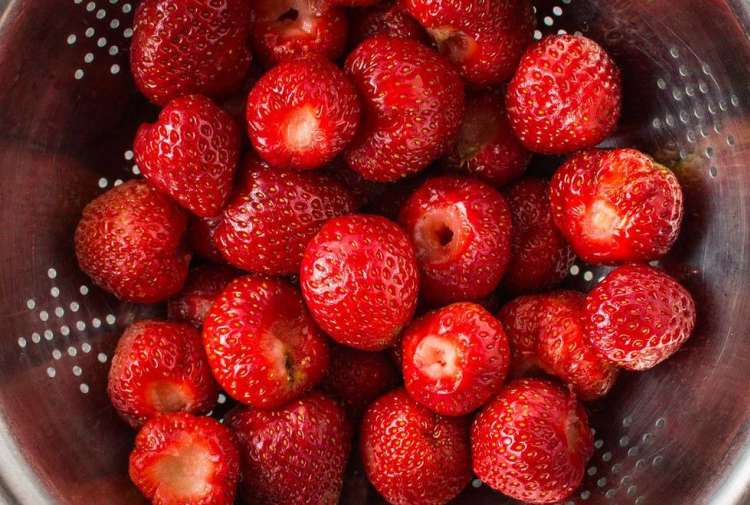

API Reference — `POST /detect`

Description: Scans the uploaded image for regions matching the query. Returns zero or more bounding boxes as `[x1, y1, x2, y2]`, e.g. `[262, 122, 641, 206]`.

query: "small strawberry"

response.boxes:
[129, 413, 240, 505]
[344, 36, 464, 182]
[360, 389, 472, 505]
[214, 154, 356, 275]
[226, 392, 352, 505]
[506, 34, 622, 154]
[74, 180, 190, 303]
[187, 216, 224, 263]
[321, 346, 400, 420]
[108, 320, 218, 428]
[134, 95, 241, 217]
[249, 0, 348, 67]
[584, 264, 696, 371]
[399, 176, 512, 305]
[203, 276, 330, 408]
[350, 1, 428, 46]
[300, 214, 419, 351]
[321, 158, 387, 210]
[503, 178, 575, 293]
[471, 378, 593, 504]
[168, 265, 241, 327]
[246, 57, 360, 170]
[130, 0, 251, 105]
[445, 90, 531, 188]
[403, 0, 534, 85]
[402, 302, 510, 416]
[497, 295, 549, 377]
[550, 148, 684, 264]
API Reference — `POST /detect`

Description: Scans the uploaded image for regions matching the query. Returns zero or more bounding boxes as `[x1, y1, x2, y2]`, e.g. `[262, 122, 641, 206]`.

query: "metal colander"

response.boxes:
[1, 0, 749, 503]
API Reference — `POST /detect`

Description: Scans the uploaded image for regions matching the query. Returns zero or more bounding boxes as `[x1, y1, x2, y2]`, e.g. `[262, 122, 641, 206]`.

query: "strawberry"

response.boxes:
[584, 264, 696, 371]
[203, 276, 330, 408]
[360, 389, 471, 505]
[403, 0, 534, 85]
[344, 36, 464, 182]
[108, 320, 218, 428]
[401, 302, 510, 416]
[134, 95, 241, 217]
[226, 392, 352, 505]
[350, 1, 428, 46]
[74, 180, 190, 303]
[300, 214, 419, 351]
[214, 154, 356, 275]
[550, 148, 684, 264]
[321, 158, 386, 210]
[249, 0, 348, 67]
[536, 291, 618, 400]
[168, 265, 241, 327]
[129, 412, 240, 505]
[445, 90, 530, 188]
[506, 34, 622, 154]
[321, 346, 400, 420]
[130, 0, 251, 105]
[246, 57, 361, 171]
[187, 216, 224, 263]
[497, 295, 549, 378]
[399, 176, 512, 305]
[471, 378, 593, 504]
[503, 178, 575, 293]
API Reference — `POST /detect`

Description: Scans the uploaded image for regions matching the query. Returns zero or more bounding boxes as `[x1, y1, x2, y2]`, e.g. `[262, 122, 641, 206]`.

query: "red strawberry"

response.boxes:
[503, 178, 575, 293]
[497, 295, 549, 377]
[506, 34, 622, 154]
[168, 265, 241, 327]
[344, 36, 464, 182]
[360, 389, 471, 505]
[246, 57, 360, 170]
[187, 215, 224, 263]
[203, 276, 330, 408]
[445, 90, 531, 188]
[249, 0, 348, 67]
[471, 378, 593, 504]
[403, 0, 534, 85]
[129, 412, 240, 505]
[74, 180, 190, 303]
[536, 291, 618, 400]
[321, 346, 400, 420]
[226, 392, 352, 505]
[130, 0, 251, 105]
[300, 214, 419, 350]
[402, 302, 510, 416]
[584, 264, 696, 371]
[321, 158, 387, 210]
[399, 176, 512, 305]
[350, 1, 428, 46]
[134, 95, 241, 217]
[214, 154, 356, 275]
[550, 148, 684, 264]
[108, 320, 218, 428]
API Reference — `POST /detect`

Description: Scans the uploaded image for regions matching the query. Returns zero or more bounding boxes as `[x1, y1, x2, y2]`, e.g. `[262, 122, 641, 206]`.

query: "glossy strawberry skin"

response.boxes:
[497, 295, 549, 378]
[445, 90, 530, 188]
[350, 1, 428, 46]
[550, 148, 684, 264]
[74, 180, 190, 303]
[471, 379, 594, 504]
[249, 0, 348, 67]
[344, 36, 465, 182]
[130, 0, 251, 105]
[214, 155, 356, 275]
[503, 178, 575, 293]
[187, 216, 224, 263]
[506, 34, 621, 155]
[203, 276, 330, 409]
[129, 413, 240, 505]
[584, 264, 696, 371]
[225, 392, 352, 505]
[246, 57, 360, 171]
[361, 389, 471, 505]
[402, 302, 510, 416]
[399, 176, 512, 305]
[168, 265, 241, 327]
[300, 214, 419, 351]
[403, 0, 534, 85]
[135, 95, 241, 217]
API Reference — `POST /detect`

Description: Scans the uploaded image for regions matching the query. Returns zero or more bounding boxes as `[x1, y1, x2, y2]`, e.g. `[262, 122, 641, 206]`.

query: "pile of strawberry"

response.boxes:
[72, 0, 697, 503]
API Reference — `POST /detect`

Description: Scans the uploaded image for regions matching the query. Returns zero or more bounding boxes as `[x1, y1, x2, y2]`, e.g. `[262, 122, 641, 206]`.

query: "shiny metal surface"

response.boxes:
[1, 0, 749, 504]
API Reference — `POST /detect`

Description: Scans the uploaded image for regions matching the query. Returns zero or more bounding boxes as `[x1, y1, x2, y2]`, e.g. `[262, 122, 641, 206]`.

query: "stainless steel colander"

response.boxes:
[1, 0, 749, 503]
